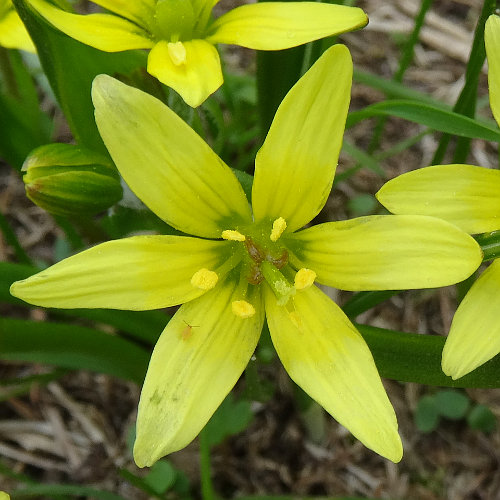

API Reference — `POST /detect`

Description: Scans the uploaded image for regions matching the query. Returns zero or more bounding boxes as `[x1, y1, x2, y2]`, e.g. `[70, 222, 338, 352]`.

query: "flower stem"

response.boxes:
[475, 230, 500, 261]
[199, 427, 216, 500]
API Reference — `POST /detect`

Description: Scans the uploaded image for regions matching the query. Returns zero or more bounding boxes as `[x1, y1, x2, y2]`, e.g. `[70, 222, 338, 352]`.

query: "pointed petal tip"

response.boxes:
[9, 281, 21, 299]
[384, 434, 403, 463]
[133, 442, 159, 469]
[441, 355, 466, 381]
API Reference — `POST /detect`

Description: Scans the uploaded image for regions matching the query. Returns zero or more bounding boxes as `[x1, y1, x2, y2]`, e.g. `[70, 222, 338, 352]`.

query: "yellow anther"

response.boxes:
[167, 41, 187, 66]
[232, 300, 256, 318]
[270, 217, 287, 242]
[221, 229, 246, 241]
[191, 268, 218, 290]
[294, 268, 316, 290]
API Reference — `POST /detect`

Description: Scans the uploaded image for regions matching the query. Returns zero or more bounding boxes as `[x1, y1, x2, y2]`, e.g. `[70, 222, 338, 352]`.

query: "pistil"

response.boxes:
[260, 261, 295, 306]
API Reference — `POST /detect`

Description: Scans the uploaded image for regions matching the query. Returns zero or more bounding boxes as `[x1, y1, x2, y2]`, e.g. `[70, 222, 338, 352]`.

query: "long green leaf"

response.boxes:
[353, 68, 449, 109]
[0, 318, 149, 383]
[358, 323, 500, 388]
[346, 100, 500, 142]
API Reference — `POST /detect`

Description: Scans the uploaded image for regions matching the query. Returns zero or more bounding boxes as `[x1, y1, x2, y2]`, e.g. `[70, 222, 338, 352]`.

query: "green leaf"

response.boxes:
[353, 68, 449, 109]
[143, 461, 177, 494]
[12, 0, 147, 153]
[0, 318, 149, 383]
[357, 323, 500, 388]
[204, 393, 253, 447]
[467, 404, 497, 433]
[346, 100, 500, 142]
[434, 390, 470, 420]
[415, 395, 440, 433]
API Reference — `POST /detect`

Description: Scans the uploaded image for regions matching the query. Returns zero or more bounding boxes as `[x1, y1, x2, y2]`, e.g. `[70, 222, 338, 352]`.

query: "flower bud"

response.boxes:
[22, 143, 123, 216]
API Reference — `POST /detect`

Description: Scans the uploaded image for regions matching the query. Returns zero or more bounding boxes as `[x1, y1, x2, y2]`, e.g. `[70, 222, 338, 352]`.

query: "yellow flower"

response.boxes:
[0, 492, 9, 500]
[376, 14, 500, 380]
[11, 45, 481, 467]
[0, 0, 35, 52]
[26, 0, 368, 106]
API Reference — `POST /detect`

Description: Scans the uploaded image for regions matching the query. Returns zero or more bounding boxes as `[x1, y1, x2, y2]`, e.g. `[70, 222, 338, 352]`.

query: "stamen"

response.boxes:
[270, 217, 287, 242]
[294, 268, 316, 290]
[191, 268, 218, 290]
[222, 229, 246, 241]
[232, 300, 256, 318]
[167, 41, 187, 66]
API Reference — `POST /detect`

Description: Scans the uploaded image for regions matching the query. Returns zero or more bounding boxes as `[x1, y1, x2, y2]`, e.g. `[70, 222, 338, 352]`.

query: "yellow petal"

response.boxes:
[377, 164, 500, 234]
[29, 0, 154, 51]
[92, 75, 252, 237]
[264, 284, 402, 462]
[0, 9, 36, 52]
[91, 0, 155, 29]
[485, 15, 500, 126]
[286, 215, 482, 291]
[442, 260, 500, 379]
[134, 278, 264, 466]
[252, 44, 352, 232]
[207, 2, 367, 50]
[10, 236, 235, 310]
[147, 39, 223, 107]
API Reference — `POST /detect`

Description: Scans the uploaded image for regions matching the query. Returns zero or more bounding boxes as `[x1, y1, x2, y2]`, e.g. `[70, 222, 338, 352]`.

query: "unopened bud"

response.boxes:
[22, 143, 122, 216]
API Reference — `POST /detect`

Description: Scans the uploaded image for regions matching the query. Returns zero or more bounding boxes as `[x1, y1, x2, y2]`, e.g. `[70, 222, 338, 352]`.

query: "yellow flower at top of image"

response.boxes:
[377, 15, 500, 380]
[11, 45, 482, 467]
[26, 0, 368, 107]
[0, 0, 35, 52]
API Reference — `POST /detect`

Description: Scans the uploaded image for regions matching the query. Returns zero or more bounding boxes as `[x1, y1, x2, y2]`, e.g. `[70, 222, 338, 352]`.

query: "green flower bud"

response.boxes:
[23, 143, 123, 217]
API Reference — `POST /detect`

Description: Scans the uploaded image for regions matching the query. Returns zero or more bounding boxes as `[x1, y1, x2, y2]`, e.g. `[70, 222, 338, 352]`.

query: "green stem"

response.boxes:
[432, 0, 496, 165]
[0, 210, 32, 265]
[200, 427, 216, 500]
[476, 230, 500, 261]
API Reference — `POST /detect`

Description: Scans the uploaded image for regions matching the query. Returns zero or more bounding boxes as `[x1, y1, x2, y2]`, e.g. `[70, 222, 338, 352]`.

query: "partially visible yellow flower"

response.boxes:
[376, 14, 500, 380]
[0, 492, 9, 500]
[0, 0, 35, 52]
[11, 45, 481, 467]
[26, 0, 368, 106]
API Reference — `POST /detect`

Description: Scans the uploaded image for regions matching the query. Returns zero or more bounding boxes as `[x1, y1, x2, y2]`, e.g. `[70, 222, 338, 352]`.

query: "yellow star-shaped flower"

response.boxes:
[26, 0, 368, 106]
[377, 15, 500, 380]
[11, 45, 481, 467]
[0, 0, 35, 52]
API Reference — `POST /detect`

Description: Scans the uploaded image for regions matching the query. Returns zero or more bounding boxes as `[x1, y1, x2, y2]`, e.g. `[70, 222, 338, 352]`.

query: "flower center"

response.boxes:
[190, 218, 318, 320]
[153, 0, 195, 41]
